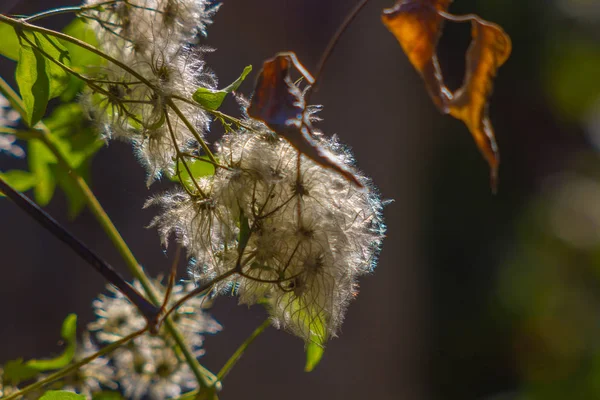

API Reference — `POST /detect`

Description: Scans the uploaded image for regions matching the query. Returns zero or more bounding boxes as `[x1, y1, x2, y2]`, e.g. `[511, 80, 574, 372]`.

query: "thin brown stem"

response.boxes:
[305, 0, 372, 103]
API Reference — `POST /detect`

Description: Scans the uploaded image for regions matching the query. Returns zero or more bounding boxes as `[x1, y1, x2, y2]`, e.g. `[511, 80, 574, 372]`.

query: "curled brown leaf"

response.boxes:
[381, 0, 452, 111]
[445, 14, 512, 190]
[382, 0, 511, 191]
[248, 52, 363, 188]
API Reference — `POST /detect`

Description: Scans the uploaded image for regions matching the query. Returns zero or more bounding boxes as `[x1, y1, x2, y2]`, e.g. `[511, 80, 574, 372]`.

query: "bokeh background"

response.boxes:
[2, 0, 600, 399]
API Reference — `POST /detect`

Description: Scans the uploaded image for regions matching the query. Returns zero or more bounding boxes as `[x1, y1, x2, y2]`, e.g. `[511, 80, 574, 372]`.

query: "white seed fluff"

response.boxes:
[82, 0, 218, 183]
[149, 127, 385, 342]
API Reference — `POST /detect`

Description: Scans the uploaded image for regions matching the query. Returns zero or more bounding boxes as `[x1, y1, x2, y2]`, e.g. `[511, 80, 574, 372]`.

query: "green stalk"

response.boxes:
[38, 122, 215, 390]
[0, 77, 215, 389]
[167, 98, 217, 164]
[0, 14, 153, 88]
[0, 126, 18, 135]
[0, 77, 26, 118]
[21, 1, 120, 22]
[217, 318, 271, 380]
[3, 329, 146, 400]
[175, 319, 271, 400]
[0, 14, 217, 166]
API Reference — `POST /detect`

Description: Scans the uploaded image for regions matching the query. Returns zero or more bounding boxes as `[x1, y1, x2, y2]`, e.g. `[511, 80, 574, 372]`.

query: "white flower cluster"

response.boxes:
[148, 122, 385, 343]
[86, 280, 221, 399]
[81, 0, 219, 182]
[0, 94, 24, 158]
[60, 333, 117, 398]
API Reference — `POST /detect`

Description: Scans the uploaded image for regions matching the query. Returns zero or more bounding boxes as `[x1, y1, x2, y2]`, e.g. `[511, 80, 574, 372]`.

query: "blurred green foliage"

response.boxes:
[427, 1, 600, 399]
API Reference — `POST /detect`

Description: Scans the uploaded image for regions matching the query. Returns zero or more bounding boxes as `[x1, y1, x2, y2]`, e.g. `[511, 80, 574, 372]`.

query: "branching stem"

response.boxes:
[0, 76, 216, 389]
[2, 329, 146, 400]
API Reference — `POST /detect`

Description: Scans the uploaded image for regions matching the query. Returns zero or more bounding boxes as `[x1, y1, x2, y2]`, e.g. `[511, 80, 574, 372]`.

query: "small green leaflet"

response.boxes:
[0, 170, 37, 195]
[15, 31, 71, 126]
[53, 162, 91, 219]
[305, 340, 325, 372]
[170, 156, 215, 191]
[61, 18, 101, 68]
[3, 314, 77, 384]
[2, 358, 39, 384]
[27, 313, 77, 371]
[294, 298, 327, 372]
[28, 103, 103, 217]
[16, 40, 49, 127]
[40, 390, 86, 400]
[29, 138, 57, 206]
[265, 294, 327, 371]
[193, 65, 252, 110]
[44, 103, 104, 167]
[0, 22, 19, 61]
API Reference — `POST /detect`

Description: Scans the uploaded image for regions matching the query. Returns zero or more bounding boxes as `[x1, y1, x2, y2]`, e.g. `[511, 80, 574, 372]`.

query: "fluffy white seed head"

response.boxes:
[84, 0, 219, 59]
[0, 94, 24, 158]
[114, 338, 196, 400]
[89, 279, 220, 398]
[81, 0, 217, 183]
[149, 127, 385, 342]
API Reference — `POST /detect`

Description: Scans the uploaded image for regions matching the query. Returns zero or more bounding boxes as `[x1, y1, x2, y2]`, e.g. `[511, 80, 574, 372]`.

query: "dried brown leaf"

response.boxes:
[446, 16, 511, 188]
[382, 0, 453, 111]
[382, 0, 511, 191]
[248, 52, 363, 187]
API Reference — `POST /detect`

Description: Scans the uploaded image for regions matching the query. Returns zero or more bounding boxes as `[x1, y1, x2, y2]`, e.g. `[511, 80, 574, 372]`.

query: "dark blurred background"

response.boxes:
[2, 0, 600, 399]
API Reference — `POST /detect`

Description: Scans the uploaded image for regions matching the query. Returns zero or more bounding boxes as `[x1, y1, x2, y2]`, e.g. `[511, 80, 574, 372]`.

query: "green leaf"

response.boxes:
[60, 18, 102, 101]
[61, 18, 100, 68]
[92, 391, 124, 400]
[3, 358, 39, 383]
[16, 38, 50, 127]
[305, 341, 325, 372]
[0, 22, 20, 61]
[304, 307, 326, 371]
[270, 295, 327, 372]
[193, 65, 252, 110]
[170, 156, 215, 191]
[27, 104, 102, 212]
[44, 103, 103, 168]
[39, 390, 86, 400]
[0, 170, 38, 195]
[2, 315, 77, 385]
[52, 162, 88, 220]
[27, 314, 77, 371]
[34, 33, 71, 99]
[29, 138, 57, 205]
[15, 31, 71, 126]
